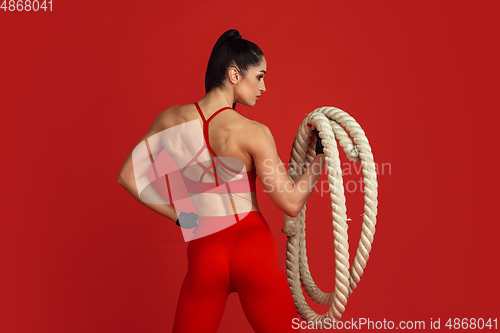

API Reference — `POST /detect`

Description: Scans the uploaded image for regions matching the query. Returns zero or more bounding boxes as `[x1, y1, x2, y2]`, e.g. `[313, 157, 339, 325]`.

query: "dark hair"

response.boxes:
[205, 29, 264, 94]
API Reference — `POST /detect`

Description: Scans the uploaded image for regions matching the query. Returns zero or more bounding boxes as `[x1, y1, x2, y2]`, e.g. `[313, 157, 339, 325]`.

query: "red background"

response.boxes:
[2, 1, 499, 332]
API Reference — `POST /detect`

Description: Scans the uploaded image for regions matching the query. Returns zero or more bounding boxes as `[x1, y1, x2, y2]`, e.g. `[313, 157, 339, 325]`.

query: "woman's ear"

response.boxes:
[228, 67, 240, 84]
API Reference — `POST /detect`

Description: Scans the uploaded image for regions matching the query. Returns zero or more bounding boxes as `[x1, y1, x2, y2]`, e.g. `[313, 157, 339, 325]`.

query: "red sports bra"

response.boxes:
[174, 102, 257, 195]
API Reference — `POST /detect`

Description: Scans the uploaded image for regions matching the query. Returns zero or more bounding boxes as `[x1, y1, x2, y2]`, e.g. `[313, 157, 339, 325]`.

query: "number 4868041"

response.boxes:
[1, 0, 53, 11]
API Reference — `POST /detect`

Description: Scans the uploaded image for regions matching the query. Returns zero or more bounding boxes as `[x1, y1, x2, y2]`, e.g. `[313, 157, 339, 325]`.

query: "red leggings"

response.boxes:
[172, 211, 299, 332]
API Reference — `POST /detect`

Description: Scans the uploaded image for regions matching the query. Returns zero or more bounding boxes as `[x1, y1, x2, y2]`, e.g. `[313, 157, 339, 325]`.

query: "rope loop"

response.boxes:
[282, 106, 378, 323]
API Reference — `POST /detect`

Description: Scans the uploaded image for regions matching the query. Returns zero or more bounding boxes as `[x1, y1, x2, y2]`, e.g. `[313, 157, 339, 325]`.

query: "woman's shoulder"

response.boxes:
[150, 104, 193, 131]
[230, 115, 272, 152]
[229, 112, 268, 135]
[237, 115, 269, 135]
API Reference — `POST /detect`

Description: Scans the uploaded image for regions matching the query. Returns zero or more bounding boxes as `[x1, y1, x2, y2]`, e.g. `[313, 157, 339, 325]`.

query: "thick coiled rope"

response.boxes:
[282, 106, 378, 323]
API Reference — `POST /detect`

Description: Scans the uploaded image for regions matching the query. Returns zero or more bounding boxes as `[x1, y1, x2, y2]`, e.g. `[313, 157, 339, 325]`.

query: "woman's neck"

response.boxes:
[198, 86, 235, 112]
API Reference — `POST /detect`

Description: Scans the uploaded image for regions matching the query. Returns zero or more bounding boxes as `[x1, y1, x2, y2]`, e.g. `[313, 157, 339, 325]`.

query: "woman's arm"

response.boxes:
[117, 109, 179, 223]
[248, 123, 325, 217]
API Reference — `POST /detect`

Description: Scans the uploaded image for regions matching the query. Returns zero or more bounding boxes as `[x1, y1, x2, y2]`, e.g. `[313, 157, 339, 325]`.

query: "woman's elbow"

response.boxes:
[289, 207, 302, 218]
[272, 191, 302, 217]
[117, 172, 130, 187]
[117, 163, 136, 186]
[283, 200, 302, 218]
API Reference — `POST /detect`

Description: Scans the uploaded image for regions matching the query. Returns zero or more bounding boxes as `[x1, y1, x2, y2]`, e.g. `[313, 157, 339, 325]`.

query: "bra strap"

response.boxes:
[194, 102, 233, 159]
[207, 107, 233, 122]
[194, 102, 233, 124]
[194, 102, 207, 123]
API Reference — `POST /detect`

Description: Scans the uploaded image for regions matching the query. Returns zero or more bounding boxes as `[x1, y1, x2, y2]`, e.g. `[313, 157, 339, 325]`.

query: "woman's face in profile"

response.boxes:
[235, 57, 267, 107]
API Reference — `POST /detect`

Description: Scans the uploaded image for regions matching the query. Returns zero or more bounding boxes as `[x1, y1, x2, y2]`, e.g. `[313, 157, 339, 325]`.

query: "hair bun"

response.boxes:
[225, 31, 242, 44]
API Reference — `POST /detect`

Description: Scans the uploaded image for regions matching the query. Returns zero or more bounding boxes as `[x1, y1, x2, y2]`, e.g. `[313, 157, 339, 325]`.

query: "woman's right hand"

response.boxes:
[312, 128, 324, 155]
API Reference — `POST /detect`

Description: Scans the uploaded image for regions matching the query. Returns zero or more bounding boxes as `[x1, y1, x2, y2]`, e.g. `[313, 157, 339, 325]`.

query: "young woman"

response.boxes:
[118, 29, 325, 332]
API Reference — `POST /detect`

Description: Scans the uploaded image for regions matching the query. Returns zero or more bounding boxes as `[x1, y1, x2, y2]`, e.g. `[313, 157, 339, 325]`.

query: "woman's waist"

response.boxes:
[188, 192, 257, 216]
[189, 210, 267, 241]
[196, 208, 261, 223]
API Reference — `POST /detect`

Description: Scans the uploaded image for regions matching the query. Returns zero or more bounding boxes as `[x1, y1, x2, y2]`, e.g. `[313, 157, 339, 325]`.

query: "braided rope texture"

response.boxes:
[282, 107, 378, 323]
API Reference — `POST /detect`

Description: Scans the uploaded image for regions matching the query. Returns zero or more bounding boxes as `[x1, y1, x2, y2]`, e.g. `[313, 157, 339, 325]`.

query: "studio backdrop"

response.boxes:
[3, 1, 499, 332]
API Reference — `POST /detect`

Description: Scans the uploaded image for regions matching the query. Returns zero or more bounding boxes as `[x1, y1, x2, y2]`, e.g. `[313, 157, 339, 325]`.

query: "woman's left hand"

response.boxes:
[176, 212, 199, 229]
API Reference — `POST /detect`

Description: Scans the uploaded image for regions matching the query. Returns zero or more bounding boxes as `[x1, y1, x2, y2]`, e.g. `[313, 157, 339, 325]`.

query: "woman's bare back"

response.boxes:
[162, 103, 261, 212]
[165, 103, 259, 172]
